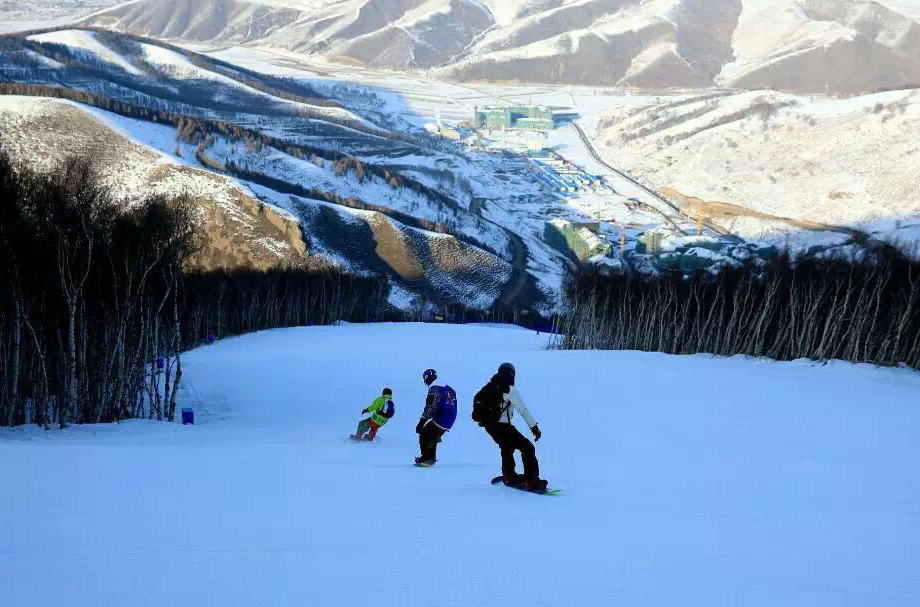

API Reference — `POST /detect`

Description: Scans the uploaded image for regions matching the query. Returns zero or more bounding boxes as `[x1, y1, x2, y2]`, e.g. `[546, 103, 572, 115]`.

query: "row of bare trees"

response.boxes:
[0, 150, 195, 427]
[0, 151, 388, 428]
[553, 255, 920, 370]
[0, 84, 459, 209]
[181, 269, 389, 344]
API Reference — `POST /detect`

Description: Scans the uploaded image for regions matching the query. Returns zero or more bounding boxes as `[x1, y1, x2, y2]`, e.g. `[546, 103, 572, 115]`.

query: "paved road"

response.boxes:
[568, 121, 742, 243]
[470, 197, 531, 308]
[496, 227, 530, 308]
[569, 122, 902, 258]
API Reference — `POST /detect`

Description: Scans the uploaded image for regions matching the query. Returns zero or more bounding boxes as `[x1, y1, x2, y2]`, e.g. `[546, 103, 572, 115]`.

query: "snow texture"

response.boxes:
[81, 0, 920, 94]
[29, 29, 144, 75]
[594, 88, 920, 251]
[2, 323, 919, 606]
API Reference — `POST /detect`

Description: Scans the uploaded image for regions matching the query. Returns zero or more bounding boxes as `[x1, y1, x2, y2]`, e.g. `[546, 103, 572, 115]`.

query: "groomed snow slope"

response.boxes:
[3, 324, 919, 605]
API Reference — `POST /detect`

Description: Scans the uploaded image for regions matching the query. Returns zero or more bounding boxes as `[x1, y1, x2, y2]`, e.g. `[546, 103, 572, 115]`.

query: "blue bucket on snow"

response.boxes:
[181, 408, 195, 425]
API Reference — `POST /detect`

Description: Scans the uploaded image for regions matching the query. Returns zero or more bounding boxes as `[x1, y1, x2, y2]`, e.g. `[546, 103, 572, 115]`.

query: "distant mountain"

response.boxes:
[80, 0, 920, 95]
[85, 0, 492, 69]
[0, 0, 118, 32]
[593, 88, 920, 247]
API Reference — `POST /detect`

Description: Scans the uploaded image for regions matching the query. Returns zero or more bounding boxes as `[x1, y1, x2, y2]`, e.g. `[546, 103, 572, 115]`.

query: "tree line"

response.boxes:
[553, 255, 920, 370]
[0, 83, 461, 210]
[221, 160, 504, 258]
[0, 150, 388, 428]
[3, 30, 444, 150]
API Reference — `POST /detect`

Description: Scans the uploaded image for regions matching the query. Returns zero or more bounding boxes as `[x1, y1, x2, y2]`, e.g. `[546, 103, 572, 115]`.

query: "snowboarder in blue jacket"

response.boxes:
[415, 369, 457, 465]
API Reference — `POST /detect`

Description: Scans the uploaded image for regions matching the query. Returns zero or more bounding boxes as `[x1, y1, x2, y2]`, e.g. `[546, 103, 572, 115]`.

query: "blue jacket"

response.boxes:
[420, 385, 458, 430]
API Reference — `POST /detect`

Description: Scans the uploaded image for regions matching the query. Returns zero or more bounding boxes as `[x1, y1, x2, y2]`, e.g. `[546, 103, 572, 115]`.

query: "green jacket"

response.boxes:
[366, 395, 395, 426]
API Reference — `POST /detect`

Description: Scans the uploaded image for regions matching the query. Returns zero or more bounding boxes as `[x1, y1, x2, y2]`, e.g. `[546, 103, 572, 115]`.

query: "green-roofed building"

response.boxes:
[474, 105, 556, 131]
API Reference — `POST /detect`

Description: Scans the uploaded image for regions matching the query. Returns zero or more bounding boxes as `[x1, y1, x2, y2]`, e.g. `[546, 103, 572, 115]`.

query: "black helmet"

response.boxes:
[382, 388, 393, 396]
[423, 369, 437, 385]
[498, 362, 516, 384]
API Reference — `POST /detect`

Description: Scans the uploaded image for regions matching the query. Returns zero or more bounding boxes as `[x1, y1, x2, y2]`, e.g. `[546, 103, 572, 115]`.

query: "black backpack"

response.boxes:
[472, 380, 508, 425]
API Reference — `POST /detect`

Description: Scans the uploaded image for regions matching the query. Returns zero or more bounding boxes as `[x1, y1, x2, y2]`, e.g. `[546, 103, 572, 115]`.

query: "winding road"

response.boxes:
[568, 121, 742, 243]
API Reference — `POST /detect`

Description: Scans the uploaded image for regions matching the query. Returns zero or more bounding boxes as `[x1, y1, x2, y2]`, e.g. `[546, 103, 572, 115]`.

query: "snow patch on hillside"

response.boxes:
[594, 88, 920, 247]
[29, 29, 144, 75]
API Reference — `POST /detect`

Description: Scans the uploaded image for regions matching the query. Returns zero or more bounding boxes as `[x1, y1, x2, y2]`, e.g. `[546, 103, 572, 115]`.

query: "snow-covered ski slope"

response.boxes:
[3, 323, 919, 606]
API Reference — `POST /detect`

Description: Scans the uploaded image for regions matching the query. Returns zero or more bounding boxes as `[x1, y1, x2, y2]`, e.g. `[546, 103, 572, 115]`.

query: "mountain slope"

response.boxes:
[87, 0, 495, 69]
[719, 0, 920, 95]
[0, 28, 534, 309]
[0, 95, 309, 272]
[593, 88, 920, 246]
[79, 0, 920, 95]
[85, 0, 303, 44]
[0, 95, 514, 307]
[0, 0, 119, 33]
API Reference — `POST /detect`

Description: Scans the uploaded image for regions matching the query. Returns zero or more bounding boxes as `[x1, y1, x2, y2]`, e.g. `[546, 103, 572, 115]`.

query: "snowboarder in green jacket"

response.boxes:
[351, 388, 395, 441]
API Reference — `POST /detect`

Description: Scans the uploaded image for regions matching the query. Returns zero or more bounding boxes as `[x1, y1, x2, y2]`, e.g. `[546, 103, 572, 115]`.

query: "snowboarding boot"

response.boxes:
[363, 435, 375, 442]
[524, 478, 549, 493]
[503, 474, 525, 488]
[350, 434, 364, 441]
[415, 456, 436, 466]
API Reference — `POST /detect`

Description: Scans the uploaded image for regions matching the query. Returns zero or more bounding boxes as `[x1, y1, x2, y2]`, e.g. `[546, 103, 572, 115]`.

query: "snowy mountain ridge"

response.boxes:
[76, 0, 920, 95]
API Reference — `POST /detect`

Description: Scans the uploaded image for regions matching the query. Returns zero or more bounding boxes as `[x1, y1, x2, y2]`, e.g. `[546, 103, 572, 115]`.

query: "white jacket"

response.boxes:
[499, 386, 537, 428]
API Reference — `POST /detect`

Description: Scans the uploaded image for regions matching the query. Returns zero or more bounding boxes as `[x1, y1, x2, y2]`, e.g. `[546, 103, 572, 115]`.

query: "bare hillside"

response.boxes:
[593, 89, 920, 244]
[720, 0, 920, 95]
[0, 96, 309, 272]
[79, 0, 920, 95]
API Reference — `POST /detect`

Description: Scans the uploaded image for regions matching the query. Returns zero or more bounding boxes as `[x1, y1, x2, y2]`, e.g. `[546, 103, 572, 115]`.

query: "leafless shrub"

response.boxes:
[552, 253, 920, 371]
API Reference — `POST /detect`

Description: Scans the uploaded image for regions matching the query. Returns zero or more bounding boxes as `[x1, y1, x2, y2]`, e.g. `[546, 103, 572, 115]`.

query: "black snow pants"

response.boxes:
[484, 422, 539, 481]
[419, 423, 446, 461]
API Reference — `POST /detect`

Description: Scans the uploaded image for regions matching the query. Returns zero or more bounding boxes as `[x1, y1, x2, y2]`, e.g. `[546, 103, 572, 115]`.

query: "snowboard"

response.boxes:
[346, 435, 380, 443]
[491, 475, 561, 496]
[414, 460, 436, 467]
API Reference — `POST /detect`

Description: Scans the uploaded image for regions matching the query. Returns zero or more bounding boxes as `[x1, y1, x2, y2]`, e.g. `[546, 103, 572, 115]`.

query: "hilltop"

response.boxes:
[80, 0, 920, 96]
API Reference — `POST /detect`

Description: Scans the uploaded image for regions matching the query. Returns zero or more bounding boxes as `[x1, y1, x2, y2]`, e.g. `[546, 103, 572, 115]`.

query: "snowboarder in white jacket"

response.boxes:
[474, 363, 547, 492]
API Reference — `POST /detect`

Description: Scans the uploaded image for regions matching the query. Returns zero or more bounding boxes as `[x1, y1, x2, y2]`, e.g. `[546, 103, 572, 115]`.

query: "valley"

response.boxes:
[0, 25, 744, 312]
[201, 45, 916, 268]
[2, 0, 920, 310]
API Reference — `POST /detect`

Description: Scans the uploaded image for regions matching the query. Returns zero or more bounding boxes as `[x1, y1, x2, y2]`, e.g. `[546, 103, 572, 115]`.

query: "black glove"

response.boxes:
[531, 425, 541, 442]
[361, 408, 369, 414]
[416, 420, 426, 434]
